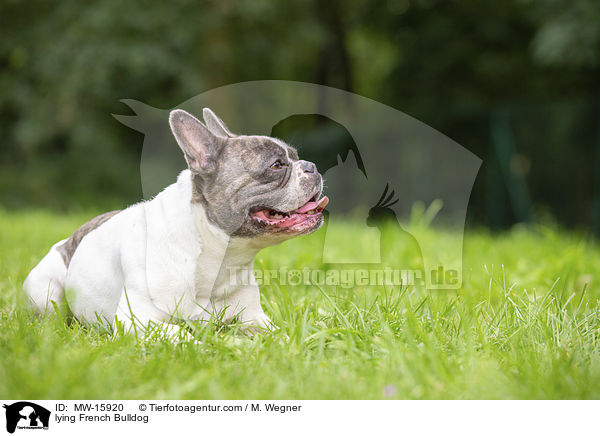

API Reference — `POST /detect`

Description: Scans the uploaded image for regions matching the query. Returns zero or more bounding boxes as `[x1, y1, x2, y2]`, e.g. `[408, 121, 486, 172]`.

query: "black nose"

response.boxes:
[300, 160, 317, 174]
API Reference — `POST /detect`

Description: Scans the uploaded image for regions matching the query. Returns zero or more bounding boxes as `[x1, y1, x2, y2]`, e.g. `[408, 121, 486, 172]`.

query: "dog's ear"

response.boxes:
[169, 109, 219, 174]
[203, 108, 236, 138]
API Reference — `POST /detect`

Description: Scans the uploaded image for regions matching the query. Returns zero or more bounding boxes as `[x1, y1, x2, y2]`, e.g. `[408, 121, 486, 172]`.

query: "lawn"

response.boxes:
[0, 208, 599, 399]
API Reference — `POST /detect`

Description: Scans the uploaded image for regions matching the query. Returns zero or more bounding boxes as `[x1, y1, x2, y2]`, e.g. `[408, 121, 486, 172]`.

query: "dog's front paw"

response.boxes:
[243, 313, 276, 335]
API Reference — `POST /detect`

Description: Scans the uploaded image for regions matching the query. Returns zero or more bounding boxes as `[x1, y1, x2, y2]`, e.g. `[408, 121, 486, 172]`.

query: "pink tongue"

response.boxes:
[295, 196, 329, 214]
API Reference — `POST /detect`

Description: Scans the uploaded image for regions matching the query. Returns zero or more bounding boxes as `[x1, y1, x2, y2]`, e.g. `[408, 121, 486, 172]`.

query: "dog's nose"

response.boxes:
[300, 160, 317, 174]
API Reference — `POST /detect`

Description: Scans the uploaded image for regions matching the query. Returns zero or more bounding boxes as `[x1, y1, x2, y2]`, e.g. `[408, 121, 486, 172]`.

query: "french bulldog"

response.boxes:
[23, 108, 328, 336]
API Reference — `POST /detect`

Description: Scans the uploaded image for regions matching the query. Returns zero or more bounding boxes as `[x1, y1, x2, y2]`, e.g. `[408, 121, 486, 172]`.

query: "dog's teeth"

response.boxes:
[272, 213, 283, 219]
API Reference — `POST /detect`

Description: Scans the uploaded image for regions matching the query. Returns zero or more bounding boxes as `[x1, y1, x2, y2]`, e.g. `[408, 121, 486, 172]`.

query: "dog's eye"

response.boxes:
[270, 160, 286, 170]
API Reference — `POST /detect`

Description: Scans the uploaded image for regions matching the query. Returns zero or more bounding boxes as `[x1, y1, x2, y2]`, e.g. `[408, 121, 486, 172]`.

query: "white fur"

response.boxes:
[23, 239, 68, 313]
[24, 170, 272, 335]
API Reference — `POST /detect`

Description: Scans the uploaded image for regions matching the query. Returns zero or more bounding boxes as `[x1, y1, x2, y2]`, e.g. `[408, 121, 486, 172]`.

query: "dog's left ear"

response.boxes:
[169, 109, 220, 174]
[203, 108, 236, 138]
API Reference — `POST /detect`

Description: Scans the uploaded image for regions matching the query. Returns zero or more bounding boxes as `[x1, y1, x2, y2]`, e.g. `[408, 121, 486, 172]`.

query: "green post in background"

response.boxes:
[488, 106, 533, 226]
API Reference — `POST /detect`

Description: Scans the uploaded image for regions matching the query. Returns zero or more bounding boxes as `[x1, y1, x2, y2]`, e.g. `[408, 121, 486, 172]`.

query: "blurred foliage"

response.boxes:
[0, 0, 599, 227]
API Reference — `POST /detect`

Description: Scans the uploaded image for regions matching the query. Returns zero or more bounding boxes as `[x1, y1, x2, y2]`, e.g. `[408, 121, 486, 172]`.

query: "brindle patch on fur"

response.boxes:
[190, 173, 205, 204]
[57, 210, 121, 267]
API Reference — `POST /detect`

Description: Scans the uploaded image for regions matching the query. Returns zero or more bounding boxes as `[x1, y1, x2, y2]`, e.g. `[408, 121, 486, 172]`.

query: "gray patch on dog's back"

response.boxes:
[57, 210, 121, 267]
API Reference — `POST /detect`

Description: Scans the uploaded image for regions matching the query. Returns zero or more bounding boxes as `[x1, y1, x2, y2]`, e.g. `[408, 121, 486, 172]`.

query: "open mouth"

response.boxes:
[250, 195, 329, 232]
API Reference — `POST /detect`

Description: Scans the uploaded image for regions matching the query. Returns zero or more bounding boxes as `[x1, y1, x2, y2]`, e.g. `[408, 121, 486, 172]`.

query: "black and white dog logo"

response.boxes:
[2, 402, 50, 433]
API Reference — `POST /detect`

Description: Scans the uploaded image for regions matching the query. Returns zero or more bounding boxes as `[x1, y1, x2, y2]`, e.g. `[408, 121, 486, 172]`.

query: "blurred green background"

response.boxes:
[1, 0, 599, 230]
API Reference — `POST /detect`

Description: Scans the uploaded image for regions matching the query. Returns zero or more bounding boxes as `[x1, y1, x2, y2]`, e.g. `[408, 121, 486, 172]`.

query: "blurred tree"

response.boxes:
[530, 0, 600, 68]
[0, 0, 599, 228]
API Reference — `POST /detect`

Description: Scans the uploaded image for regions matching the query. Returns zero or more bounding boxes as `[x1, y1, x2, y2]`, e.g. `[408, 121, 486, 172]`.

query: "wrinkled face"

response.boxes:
[169, 109, 328, 240]
[201, 135, 328, 237]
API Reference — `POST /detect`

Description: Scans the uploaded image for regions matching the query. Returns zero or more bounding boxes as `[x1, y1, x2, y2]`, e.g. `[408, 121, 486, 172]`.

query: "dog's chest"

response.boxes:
[130, 186, 258, 316]
[142, 228, 237, 314]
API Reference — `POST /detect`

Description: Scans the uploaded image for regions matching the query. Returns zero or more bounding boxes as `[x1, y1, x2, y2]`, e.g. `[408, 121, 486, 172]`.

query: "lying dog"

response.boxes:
[23, 108, 328, 335]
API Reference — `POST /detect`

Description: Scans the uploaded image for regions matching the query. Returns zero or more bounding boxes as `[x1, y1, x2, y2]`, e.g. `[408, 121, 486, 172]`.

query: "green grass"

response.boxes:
[1, 208, 599, 399]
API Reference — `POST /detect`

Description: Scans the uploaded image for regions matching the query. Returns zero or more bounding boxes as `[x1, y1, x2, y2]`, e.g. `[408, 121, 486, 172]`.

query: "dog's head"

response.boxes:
[169, 108, 328, 240]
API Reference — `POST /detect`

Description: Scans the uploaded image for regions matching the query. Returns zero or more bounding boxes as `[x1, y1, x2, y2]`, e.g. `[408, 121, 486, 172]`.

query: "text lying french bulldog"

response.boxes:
[23, 108, 328, 335]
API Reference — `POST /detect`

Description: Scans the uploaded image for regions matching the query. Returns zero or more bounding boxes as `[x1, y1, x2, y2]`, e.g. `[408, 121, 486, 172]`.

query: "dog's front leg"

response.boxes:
[219, 284, 275, 333]
[113, 288, 199, 343]
[114, 316, 201, 344]
[243, 310, 274, 331]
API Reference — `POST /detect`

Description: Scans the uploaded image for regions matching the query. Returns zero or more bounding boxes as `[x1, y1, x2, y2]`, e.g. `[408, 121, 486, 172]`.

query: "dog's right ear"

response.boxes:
[169, 109, 219, 174]
[203, 108, 236, 138]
